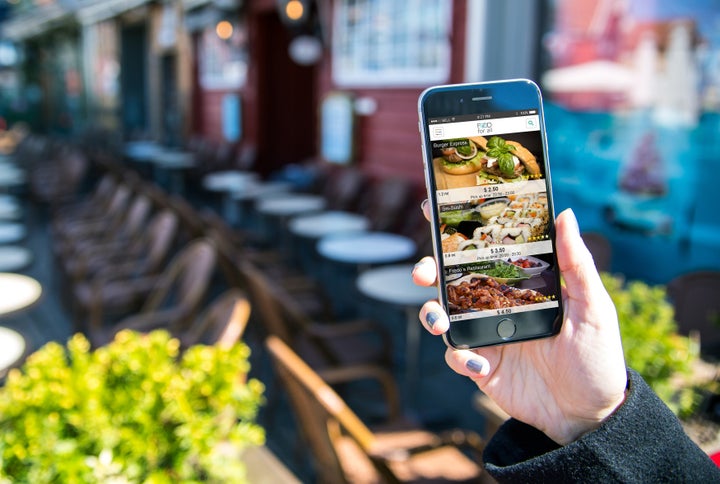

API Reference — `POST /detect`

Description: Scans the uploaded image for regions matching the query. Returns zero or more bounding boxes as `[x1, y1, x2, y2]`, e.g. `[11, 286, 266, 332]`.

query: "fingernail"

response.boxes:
[420, 199, 429, 211]
[565, 208, 580, 235]
[425, 311, 440, 329]
[466, 359, 484, 374]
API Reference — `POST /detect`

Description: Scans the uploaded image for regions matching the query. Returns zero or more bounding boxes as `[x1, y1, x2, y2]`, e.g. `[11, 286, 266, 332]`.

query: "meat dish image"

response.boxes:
[446, 274, 548, 314]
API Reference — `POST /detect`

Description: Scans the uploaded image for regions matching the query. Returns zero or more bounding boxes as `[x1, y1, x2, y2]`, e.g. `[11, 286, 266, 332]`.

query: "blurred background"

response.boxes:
[1, 0, 720, 480]
[0, 0, 718, 283]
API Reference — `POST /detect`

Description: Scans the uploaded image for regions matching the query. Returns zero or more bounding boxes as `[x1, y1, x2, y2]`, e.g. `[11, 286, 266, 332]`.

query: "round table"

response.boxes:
[0, 246, 33, 272]
[288, 211, 370, 239]
[228, 181, 293, 226]
[0, 273, 42, 317]
[202, 170, 259, 193]
[317, 231, 416, 266]
[256, 194, 327, 246]
[356, 264, 437, 407]
[203, 171, 261, 223]
[123, 140, 163, 162]
[0, 223, 26, 244]
[288, 211, 370, 275]
[255, 194, 326, 217]
[0, 195, 21, 220]
[0, 326, 26, 376]
[150, 150, 196, 194]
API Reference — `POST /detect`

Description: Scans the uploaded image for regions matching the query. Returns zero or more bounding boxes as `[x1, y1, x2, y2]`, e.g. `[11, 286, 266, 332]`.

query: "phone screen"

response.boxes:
[419, 80, 563, 348]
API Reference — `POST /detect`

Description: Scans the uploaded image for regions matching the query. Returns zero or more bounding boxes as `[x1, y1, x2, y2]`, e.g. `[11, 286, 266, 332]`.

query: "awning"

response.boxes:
[1, 3, 75, 41]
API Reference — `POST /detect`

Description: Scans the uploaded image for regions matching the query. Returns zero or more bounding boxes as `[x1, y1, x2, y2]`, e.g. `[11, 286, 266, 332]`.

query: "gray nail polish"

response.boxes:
[466, 359, 484, 373]
[425, 311, 440, 329]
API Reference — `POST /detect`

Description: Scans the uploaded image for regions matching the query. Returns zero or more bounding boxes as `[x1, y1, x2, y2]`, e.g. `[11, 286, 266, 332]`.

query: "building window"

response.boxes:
[198, 20, 248, 90]
[332, 0, 451, 87]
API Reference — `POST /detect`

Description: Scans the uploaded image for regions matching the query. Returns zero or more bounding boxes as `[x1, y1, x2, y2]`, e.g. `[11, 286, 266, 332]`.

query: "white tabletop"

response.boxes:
[202, 171, 260, 192]
[151, 150, 196, 168]
[289, 211, 370, 238]
[124, 141, 163, 160]
[0, 246, 33, 272]
[317, 232, 416, 265]
[0, 326, 26, 373]
[0, 196, 21, 220]
[256, 194, 326, 216]
[230, 181, 293, 201]
[0, 273, 42, 316]
[357, 264, 436, 306]
[0, 223, 25, 244]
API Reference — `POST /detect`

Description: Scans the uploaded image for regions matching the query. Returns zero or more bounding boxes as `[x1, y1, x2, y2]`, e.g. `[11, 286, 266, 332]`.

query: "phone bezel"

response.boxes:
[418, 79, 563, 349]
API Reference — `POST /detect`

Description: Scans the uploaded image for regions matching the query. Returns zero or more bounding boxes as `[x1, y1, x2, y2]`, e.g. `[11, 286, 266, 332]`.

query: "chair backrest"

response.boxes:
[667, 271, 720, 355]
[580, 231, 612, 272]
[120, 194, 152, 240]
[180, 289, 251, 349]
[237, 260, 295, 343]
[140, 238, 217, 332]
[266, 335, 376, 484]
[137, 209, 179, 275]
[360, 177, 414, 233]
[322, 167, 367, 212]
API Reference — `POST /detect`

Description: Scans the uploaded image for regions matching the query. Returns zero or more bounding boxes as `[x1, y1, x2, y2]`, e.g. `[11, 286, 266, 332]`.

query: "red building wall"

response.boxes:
[315, 0, 468, 188]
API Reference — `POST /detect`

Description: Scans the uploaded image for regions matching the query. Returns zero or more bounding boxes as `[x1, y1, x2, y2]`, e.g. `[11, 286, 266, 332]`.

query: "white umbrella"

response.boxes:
[542, 60, 634, 92]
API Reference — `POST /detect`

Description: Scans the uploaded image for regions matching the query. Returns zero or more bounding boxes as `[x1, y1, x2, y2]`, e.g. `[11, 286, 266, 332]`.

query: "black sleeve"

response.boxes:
[482, 369, 720, 483]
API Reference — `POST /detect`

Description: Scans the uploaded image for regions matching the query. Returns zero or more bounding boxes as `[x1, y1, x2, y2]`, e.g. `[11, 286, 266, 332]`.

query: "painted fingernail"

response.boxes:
[425, 311, 440, 329]
[466, 359, 484, 374]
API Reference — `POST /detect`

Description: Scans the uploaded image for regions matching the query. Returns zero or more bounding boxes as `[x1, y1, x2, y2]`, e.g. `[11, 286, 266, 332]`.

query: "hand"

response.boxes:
[413, 206, 627, 445]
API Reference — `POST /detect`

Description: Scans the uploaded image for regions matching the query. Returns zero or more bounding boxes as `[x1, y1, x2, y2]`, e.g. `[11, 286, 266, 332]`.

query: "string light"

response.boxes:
[215, 20, 233, 40]
[285, 0, 304, 21]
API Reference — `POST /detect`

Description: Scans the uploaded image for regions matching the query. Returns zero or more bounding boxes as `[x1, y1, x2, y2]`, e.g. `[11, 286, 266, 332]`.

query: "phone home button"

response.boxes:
[497, 318, 516, 340]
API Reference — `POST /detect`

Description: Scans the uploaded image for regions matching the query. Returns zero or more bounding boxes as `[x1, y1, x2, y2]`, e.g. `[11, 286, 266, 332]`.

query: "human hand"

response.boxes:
[413, 206, 627, 445]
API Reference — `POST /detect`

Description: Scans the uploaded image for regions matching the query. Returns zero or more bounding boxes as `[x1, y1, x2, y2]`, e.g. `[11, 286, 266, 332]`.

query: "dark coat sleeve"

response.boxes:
[482, 369, 720, 483]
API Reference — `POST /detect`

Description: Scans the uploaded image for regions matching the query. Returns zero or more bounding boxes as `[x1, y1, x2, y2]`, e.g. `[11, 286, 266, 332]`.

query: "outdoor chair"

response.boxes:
[81, 238, 217, 346]
[100, 288, 251, 354]
[266, 336, 490, 484]
[359, 177, 415, 234]
[50, 172, 117, 224]
[667, 270, 720, 356]
[65, 209, 179, 309]
[51, 181, 132, 246]
[580, 231, 613, 272]
[238, 259, 399, 418]
[55, 192, 153, 272]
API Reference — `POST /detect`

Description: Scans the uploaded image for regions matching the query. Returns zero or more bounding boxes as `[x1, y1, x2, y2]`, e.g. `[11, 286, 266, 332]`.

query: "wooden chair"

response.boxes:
[580, 231, 612, 272]
[359, 177, 415, 233]
[55, 192, 153, 270]
[51, 172, 117, 224]
[266, 336, 489, 484]
[67, 209, 178, 288]
[179, 288, 251, 349]
[238, 259, 399, 418]
[667, 271, 720, 357]
[51, 182, 132, 245]
[82, 238, 217, 346]
[98, 289, 251, 355]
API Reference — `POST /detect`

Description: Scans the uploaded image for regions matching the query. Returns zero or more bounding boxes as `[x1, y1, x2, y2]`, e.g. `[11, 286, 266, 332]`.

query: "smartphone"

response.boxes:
[418, 79, 563, 349]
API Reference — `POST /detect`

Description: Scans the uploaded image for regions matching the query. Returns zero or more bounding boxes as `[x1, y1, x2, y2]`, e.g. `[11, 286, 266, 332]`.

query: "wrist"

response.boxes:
[552, 389, 628, 446]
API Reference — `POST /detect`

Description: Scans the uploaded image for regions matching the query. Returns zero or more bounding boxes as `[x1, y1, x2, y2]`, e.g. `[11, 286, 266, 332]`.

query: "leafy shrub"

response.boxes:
[0, 330, 265, 483]
[601, 273, 700, 417]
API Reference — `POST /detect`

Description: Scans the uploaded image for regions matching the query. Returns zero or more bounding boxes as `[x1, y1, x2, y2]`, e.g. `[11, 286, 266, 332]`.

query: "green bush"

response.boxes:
[601, 273, 700, 417]
[0, 330, 265, 483]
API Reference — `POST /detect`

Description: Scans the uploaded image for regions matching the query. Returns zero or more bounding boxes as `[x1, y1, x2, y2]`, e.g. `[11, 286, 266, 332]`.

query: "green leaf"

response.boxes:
[498, 153, 515, 175]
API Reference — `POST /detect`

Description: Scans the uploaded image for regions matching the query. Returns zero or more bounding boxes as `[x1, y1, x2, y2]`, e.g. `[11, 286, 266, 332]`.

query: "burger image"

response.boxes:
[437, 138, 484, 175]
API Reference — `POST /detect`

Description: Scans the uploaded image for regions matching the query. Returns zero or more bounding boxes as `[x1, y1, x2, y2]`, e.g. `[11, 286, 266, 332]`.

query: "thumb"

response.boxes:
[555, 209, 606, 299]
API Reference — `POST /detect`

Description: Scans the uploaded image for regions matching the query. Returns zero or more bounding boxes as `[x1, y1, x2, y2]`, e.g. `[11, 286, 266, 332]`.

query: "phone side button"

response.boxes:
[497, 318, 516, 340]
